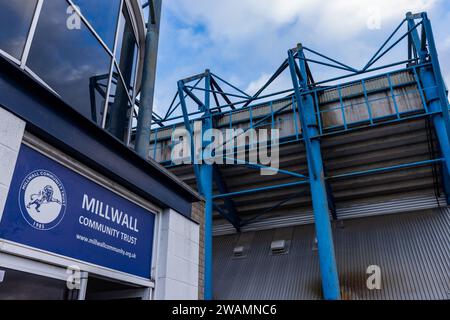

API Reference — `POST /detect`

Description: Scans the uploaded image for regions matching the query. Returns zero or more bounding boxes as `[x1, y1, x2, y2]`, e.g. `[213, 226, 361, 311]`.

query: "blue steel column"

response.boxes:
[201, 70, 214, 300]
[177, 73, 213, 299]
[288, 45, 341, 300]
[407, 13, 450, 196]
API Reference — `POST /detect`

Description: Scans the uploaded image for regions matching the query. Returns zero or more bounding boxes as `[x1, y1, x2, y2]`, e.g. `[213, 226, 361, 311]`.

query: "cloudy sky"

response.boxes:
[153, 0, 450, 117]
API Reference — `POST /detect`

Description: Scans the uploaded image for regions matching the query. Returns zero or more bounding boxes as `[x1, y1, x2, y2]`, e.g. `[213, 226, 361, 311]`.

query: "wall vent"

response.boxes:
[232, 246, 246, 258]
[270, 240, 290, 255]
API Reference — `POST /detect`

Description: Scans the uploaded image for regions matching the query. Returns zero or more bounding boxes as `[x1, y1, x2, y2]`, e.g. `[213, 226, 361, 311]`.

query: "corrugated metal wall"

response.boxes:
[213, 194, 447, 235]
[213, 208, 450, 300]
[323, 119, 440, 207]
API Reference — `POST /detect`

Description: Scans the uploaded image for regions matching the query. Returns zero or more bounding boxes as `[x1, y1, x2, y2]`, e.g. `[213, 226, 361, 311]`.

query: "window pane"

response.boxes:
[0, 268, 76, 300]
[115, 7, 139, 94]
[26, 0, 112, 125]
[89, 73, 110, 124]
[71, 0, 121, 50]
[0, 0, 38, 60]
[105, 66, 132, 141]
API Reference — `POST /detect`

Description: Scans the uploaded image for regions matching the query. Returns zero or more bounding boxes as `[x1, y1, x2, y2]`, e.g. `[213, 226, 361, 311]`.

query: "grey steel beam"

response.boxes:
[135, 0, 162, 158]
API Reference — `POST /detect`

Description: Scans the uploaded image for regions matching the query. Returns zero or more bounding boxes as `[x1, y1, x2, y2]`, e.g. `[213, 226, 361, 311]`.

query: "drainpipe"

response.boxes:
[135, 0, 162, 158]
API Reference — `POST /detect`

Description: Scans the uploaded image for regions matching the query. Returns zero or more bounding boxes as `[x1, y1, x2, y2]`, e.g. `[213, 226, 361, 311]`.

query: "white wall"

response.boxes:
[0, 107, 25, 219]
[155, 208, 200, 300]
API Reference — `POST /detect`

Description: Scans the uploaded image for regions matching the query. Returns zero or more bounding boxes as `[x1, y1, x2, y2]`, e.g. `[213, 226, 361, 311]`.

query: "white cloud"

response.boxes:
[445, 74, 450, 89]
[245, 72, 292, 96]
[166, 0, 437, 41]
[444, 36, 450, 49]
[156, 0, 444, 114]
[246, 73, 271, 95]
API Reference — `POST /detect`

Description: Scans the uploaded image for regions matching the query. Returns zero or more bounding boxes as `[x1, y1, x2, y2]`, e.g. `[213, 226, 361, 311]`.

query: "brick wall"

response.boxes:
[191, 200, 205, 300]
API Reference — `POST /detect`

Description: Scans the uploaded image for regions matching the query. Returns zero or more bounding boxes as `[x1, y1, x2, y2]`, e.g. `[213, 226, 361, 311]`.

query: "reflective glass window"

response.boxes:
[70, 0, 121, 50]
[26, 0, 112, 125]
[0, 0, 38, 60]
[115, 7, 139, 94]
[105, 67, 132, 140]
[0, 268, 76, 300]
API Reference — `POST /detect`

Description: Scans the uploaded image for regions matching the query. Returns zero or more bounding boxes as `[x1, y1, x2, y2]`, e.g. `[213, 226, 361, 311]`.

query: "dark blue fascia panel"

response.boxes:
[0, 57, 200, 218]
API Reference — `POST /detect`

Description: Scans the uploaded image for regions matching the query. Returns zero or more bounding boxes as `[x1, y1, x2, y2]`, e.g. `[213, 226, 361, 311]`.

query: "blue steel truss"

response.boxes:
[147, 12, 450, 300]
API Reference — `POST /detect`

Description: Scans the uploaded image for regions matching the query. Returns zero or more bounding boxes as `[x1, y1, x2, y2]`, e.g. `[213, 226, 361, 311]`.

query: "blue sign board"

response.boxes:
[0, 145, 155, 279]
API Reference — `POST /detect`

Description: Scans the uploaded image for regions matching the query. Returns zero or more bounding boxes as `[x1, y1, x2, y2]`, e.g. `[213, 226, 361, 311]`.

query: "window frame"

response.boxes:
[67, 0, 122, 53]
[101, 0, 141, 143]
[0, 0, 43, 65]
[0, 0, 143, 146]
[0, 0, 45, 83]
[0, 253, 68, 282]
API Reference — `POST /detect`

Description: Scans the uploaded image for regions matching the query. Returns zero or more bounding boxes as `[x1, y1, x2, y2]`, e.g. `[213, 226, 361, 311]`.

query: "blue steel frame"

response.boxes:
[149, 12, 450, 300]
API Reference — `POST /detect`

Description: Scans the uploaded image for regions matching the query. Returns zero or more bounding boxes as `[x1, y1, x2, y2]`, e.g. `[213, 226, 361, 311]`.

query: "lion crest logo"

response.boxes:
[19, 170, 67, 231]
[26, 185, 62, 212]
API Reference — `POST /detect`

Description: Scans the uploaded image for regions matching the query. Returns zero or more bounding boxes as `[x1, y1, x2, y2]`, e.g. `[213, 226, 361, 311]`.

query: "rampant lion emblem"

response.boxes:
[26, 185, 61, 213]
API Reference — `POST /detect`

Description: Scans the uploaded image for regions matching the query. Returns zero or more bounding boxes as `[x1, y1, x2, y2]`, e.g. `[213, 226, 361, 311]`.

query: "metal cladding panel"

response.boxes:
[320, 85, 422, 129]
[318, 70, 416, 104]
[213, 208, 450, 300]
[213, 193, 446, 235]
[322, 119, 440, 206]
[209, 117, 442, 231]
[214, 226, 321, 300]
[215, 98, 293, 127]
